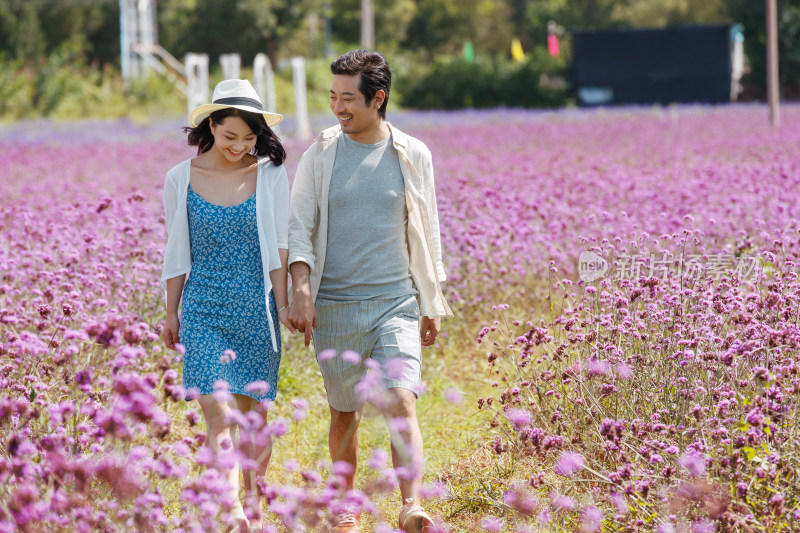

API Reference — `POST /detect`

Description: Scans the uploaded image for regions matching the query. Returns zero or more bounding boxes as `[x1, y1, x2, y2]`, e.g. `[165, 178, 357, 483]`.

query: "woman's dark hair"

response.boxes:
[184, 107, 286, 165]
[330, 50, 391, 119]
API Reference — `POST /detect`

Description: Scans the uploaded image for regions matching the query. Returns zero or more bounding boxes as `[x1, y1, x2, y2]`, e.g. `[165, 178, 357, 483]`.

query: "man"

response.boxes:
[287, 50, 451, 533]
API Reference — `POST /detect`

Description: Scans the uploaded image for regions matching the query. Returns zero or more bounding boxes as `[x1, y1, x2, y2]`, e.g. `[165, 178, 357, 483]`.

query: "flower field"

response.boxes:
[1, 104, 800, 532]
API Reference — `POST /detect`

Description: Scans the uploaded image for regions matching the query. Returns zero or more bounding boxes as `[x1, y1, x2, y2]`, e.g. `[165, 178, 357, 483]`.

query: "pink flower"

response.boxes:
[481, 517, 503, 532]
[219, 349, 236, 364]
[341, 350, 361, 364]
[555, 452, 585, 477]
[444, 387, 464, 404]
[506, 408, 532, 428]
[319, 348, 337, 361]
[245, 381, 270, 396]
[678, 451, 706, 477]
[552, 493, 576, 511]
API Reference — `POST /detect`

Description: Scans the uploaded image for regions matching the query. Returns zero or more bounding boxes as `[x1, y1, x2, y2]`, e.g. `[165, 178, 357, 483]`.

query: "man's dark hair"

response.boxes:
[330, 50, 391, 119]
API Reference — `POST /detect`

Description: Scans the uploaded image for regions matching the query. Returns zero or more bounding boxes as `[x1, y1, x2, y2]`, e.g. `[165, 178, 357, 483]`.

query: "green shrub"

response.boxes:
[397, 48, 571, 110]
[0, 56, 33, 119]
[0, 41, 185, 121]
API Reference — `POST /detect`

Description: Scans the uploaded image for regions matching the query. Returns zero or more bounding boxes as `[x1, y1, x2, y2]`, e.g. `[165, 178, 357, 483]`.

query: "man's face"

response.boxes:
[329, 74, 383, 140]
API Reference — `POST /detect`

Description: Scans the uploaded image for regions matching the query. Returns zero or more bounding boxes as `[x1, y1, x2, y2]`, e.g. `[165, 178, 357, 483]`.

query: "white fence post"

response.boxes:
[291, 56, 312, 140]
[254, 53, 280, 135]
[253, 53, 277, 114]
[137, 0, 156, 75]
[219, 53, 241, 80]
[185, 53, 210, 118]
[121, 0, 141, 79]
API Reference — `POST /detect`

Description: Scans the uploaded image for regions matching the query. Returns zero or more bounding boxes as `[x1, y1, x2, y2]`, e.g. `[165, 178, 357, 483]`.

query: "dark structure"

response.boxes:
[573, 25, 744, 106]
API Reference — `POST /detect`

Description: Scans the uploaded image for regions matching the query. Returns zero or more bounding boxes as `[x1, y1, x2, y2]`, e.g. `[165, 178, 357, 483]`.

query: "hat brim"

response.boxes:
[189, 104, 283, 128]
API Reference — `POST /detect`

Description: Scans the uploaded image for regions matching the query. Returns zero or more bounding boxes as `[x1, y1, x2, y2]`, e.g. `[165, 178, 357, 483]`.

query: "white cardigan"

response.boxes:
[288, 124, 452, 318]
[161, 157, 289, 351]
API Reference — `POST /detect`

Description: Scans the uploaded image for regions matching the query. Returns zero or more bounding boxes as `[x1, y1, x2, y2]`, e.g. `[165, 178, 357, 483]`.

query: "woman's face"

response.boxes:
[210, 115, 257, 162]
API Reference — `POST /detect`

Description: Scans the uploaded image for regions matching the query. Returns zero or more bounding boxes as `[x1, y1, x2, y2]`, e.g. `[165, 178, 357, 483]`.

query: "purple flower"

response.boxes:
[302, 469, 322, 485]
[245, 381, 270, 396]
[268, 418, 289, 437]
[692, 519, 716, 533]
[649, 454, 663, 464]
[481, 516, 504, 532]
[291, 398, 309, 411]
[555, 452, 585, 477]
[506, 408, 532, 428]
[580, 506, 603, 533]
[368, 449, 389, 470]
[291, 398, 309, 421]
[341, 350, 361, 364]
[552, 493, 576, 511]
[615, 362, 634, 380]
[769, 493, 784, 514]
[319, 348, 337, 361]
[420, 481, 448, 499]
[383, 356, 407, 379]
[445, 387, 464, 404]
[586, 358, 610, 377]
[219, 349, 236, 364]
[678, 451, 706, 477]
[333, 461, 354, 476]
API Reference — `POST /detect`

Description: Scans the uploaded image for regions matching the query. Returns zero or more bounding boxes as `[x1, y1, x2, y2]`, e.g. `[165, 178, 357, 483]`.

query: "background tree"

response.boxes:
[2, 0, 800, 116]
[325, 0, 415, 56]
[157, 0, 319, 66]
[609, 0, 729, 27]
[402, 0, 514, 59]
[721, 0, 800, 97]
[0, 0, 113, 63]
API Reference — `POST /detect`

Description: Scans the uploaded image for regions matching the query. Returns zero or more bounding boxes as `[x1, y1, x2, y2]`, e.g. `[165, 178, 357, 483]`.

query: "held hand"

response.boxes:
[420, 316, 441, 347]
[278, 307, 296, 334]
[163, 313, 181, 351]
[288, 296, 317, 347]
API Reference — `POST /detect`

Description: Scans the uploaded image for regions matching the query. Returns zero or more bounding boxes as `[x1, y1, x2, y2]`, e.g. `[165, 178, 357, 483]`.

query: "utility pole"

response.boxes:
[361, 0, 374, 49]
[766, 0, 780, 128]
[323, 2, 333, 58]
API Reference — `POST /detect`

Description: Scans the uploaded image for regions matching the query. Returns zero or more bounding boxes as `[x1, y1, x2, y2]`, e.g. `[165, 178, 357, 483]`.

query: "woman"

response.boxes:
[161, 79, 293, 532]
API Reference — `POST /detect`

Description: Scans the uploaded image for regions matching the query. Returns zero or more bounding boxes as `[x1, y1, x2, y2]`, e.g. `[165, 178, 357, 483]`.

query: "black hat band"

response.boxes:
[213, 97, 264, 110]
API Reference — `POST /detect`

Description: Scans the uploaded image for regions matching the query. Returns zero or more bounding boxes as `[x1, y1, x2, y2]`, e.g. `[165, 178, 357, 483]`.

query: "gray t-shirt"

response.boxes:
[317, 133, 416, 300]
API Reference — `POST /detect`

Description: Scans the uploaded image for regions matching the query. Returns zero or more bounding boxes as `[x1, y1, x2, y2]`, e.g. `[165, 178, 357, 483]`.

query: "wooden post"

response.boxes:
[361, 0, 374, 48]
[766, 0, 780, 128]
[291, 57, 313, 141]
[219, 53, 241, 80]
[185, 53, 210, 117]
[324, 2, 333, 57]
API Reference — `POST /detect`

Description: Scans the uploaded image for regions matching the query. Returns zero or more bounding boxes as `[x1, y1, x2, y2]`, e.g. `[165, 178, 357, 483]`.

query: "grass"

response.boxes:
[259, 315, 499, 528]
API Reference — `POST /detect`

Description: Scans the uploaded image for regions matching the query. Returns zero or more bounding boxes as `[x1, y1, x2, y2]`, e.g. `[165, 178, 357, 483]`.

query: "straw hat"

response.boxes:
[189, 79, 283, 128]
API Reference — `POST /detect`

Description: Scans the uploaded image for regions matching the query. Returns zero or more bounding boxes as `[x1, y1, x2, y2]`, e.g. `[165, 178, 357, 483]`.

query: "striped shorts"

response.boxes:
[313, 294, 421, 412]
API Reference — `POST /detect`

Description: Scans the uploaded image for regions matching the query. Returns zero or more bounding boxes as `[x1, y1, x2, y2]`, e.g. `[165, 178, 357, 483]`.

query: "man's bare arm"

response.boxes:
[288, 261, 316, 347]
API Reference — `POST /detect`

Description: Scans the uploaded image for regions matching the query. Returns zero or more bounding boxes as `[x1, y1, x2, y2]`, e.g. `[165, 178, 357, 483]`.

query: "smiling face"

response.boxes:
[330, 74, 387, 143]
[210, 116, 257, 163]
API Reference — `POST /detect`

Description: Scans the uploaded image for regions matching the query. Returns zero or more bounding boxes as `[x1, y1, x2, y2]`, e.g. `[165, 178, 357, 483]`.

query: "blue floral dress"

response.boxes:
[179, 185, 280, 402]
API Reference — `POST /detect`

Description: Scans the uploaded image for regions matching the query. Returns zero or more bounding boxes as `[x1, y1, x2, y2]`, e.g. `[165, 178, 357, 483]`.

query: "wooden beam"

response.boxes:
[766, 0, 780, 128]
[361, 0, 374, 48]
